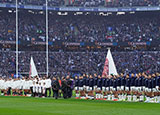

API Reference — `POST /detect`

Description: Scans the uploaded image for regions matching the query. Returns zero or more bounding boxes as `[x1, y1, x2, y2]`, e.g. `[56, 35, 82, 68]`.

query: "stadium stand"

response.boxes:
[0, 0, 160, 7]
[0, 51, 159, 77]
[0, 10, 160, 43]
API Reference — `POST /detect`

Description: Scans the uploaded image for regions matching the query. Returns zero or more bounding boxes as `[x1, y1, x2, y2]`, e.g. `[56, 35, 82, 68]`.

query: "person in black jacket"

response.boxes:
[61, 77, 68, 99]
[52, 77, 60, 99]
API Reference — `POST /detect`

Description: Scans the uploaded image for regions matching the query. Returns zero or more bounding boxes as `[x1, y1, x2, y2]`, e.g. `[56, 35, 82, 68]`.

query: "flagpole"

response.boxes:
[46, 0, 49, 77]
[16, 0, 18, 77]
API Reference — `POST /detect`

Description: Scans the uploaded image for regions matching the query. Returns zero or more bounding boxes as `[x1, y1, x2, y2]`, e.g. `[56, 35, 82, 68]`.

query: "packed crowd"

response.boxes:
[0, 0, 160, 7]
[1, 11, 160, 43]
[0, 51, 160, 77]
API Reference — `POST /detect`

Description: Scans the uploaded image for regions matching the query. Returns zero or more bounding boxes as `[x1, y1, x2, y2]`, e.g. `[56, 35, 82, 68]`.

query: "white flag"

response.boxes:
[29, 56, 38, 77]
[106, 48, 118, 75]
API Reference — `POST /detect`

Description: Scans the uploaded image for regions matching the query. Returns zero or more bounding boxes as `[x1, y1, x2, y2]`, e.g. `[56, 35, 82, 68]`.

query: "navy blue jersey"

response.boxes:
[109, 78, 113, 87]
[145, 78, 148, 87]
[142, 76, 146, 86]
[148, 78, 152, 88]
[156, 76, 160, 87]
[97, 78, 102, 87]
[130, 77, 136, 86]
[94, 77, 98, 86]
[121, 77, 126, 86]
[113, 79, 117, 88]
[134, 78, 139, 87]
[105, 78, 110, 87]
[152, 77, 156, 88]
[78, 79, 84, 87]
[117, 77, 121, 86]
[102, 78, 106, 87]
[126, 78, 131, 87]
[89, 78, 94, 87]
[83, 77, 86, 86]
[86, 78, 89, 86]
[138, 77, 142, 87]
[75, 79, 79, 87]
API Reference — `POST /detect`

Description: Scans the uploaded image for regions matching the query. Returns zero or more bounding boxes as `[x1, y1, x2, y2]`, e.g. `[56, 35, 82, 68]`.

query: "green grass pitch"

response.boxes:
[0, 96, 160, 115]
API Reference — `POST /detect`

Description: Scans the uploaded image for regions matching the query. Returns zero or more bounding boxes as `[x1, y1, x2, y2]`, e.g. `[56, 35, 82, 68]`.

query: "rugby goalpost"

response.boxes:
[15, 0, 49, 77]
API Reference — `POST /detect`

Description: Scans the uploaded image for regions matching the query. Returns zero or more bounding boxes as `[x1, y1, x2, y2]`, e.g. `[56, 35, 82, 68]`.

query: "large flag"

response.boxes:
[106, 0, 112, 2]
[29, 56, 38, 78]
[102, 48, 118, 77]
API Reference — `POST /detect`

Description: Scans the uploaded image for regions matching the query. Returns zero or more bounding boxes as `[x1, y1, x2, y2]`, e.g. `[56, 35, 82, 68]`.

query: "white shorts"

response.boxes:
[125, 87, 129, 91]
[33, 87, 36, 93]
[42, 88, 46, 94]
[74, 87, 78, 90]
[113, 88, 116, 91]
[152, 88, 157, 92]
[106, 87, 109, 91]
[131, 86, 135, 91]
[94, 86, 97, 90]
[147, 88, 152, 92]
[142, 86, 146, 91]
[110, 87, 113, 91]
[83, 85, 86, 89]
[89, 87, 93, 91]
[39, 89, 42, 93]
[79, 87, 83, 91]
[102, 87, 106, 92]
[86, 86, 89, 91]
[97, 87, 101, 91]
[145, 88, 148, 92]
[121, 86, 124, 91]
[117, 86, 121, 91]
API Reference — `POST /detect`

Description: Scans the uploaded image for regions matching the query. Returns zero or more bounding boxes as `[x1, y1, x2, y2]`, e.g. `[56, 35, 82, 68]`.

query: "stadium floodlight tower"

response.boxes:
[46, 0, 49, 77]
[16, 0, 18, 78]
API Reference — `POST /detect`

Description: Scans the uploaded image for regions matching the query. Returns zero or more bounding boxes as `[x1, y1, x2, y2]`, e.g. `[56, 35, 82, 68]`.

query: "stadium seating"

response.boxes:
[0, 11, 160, 43]
[0, 51, 159, 77]
[0, 0, 160, 7]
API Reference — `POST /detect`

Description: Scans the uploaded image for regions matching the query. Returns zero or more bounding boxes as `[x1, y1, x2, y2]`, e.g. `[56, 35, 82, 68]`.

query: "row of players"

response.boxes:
[0, 76, 52, 97]
[74, 73, 160, 103]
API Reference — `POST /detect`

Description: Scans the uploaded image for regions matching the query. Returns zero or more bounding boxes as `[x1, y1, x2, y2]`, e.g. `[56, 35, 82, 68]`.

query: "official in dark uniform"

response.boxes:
[52, 77, 60, 99]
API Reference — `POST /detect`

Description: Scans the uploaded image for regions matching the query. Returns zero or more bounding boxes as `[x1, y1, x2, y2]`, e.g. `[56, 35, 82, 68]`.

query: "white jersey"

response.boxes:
[24, 81, 30, 89]
[35, 84, 39, 93]
[45, 79, 51, 88]
[0, 80, 5, 89]
[21, 80, 25, 89]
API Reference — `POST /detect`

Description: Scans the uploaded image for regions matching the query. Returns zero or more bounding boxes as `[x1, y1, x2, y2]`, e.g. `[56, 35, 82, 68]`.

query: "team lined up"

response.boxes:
[0, 76, 74, 99]
[74, 73, 160, 103]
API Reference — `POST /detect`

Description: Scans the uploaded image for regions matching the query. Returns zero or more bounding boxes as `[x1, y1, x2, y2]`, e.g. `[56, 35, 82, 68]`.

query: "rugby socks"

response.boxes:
[133, 95, 137, 102]
[157, 96, 160, 103]
[127, 95, 132, 101]
[111, 95, 114, 100]
[123, 95, 126, 100]
[154, 96, 157, 103]
[118, 95, 122, 101]
[76, 94, 79, 98]
[108, 95, 111, 100]
[140, 95, 144, 101]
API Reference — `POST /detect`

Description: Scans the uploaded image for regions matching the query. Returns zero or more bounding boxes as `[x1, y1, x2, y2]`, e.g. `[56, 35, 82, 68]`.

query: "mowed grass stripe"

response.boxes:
[0, 96, 160, 115]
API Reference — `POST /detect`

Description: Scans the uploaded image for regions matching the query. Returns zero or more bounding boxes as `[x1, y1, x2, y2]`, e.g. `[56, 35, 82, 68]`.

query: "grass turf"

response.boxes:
[0, 96, 160, 115]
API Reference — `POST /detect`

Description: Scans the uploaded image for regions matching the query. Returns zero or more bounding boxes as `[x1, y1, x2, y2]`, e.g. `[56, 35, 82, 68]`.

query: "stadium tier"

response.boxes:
[0, 51, 159, 77]
[0, 10, 160, 43]
[0, 0, 160, 7]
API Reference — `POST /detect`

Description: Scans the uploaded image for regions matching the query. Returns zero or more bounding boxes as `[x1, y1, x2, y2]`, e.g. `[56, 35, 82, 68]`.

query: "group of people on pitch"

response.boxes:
[74, 73, 160, 103]
[0, 76, 74, 99]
